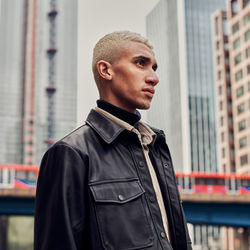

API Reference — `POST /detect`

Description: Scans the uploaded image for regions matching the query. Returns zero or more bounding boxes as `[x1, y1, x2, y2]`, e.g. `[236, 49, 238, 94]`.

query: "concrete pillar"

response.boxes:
[0, 216, 8, 250]
[241, 227, 250, 250]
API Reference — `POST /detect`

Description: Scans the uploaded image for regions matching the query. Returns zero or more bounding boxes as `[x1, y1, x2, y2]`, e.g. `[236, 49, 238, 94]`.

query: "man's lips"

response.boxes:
[142, 87, 155, 98]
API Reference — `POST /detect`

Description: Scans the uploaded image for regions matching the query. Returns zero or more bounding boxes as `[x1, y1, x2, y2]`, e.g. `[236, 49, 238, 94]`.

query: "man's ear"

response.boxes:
[96, 60, 113, 81]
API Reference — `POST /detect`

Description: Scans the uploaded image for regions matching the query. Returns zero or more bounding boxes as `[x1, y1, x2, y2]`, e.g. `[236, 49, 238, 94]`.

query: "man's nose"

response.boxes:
[145, 71, 159, 86]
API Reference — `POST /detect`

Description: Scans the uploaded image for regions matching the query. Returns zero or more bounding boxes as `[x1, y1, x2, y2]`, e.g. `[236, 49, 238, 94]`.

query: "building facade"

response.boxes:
[0, 0, 78, 165]
[213, 0, 250, 176]
[227, 0, 250, 174]
[146, 0, 226, 174]
[213, 10, 235, 175]
[212, 1, 250, 249]
[146, 0, 226, 248]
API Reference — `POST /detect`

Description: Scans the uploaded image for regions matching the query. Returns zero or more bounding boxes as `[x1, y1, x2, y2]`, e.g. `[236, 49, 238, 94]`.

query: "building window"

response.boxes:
[240, 155, 248, 165]
[223, 20, 229, 35]
[215, 17, 219, 35]
[233, 38, 240, 49]
[220, 116, 224, 126]
[231, 148, 235, 158]
[232, 22, 239, 33]
[246, 47, 250, 57]
[216, 41, 220, 50]
[234, 53, 242, 65]
[237, 103, 245, 114]
[219, 86, 223, 95]
[223, 164, 226, 173]
[229, 132, 234, 142]
[239, 137, 247, 148]
[228, 115, 233, 126]
[218, 71, 222, 80]
[236, 86, 244, 97]
[231, 163, 236, 172]
[217, 56, 220, 65]
[247, 65, 250, 75]
[225, 52, 230, 64]
[244, 13, 250, 25]
[238, 120, 246, 131]
[245, 30, 250, 41]
[220, 101, 223, 110]
[222, 148, 226, 158]
[228, 100, 232, 110]
[221, 132, 225, 142]
[243, 0, 250, 7]
[235, 70, 243, 81]
[227, 85, 232, 95]
[232, 0, 239, 14]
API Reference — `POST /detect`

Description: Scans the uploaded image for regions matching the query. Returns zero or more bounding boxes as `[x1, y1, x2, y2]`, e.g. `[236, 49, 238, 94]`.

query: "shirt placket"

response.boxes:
[133, 128, 171, 244]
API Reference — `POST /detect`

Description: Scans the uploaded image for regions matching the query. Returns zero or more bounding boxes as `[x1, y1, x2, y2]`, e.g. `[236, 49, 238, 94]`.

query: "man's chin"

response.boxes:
[137, 104, 151, 110]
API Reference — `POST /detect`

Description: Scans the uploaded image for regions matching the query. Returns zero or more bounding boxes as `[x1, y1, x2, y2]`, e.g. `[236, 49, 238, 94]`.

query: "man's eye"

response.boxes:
[136, 60, 146, 67]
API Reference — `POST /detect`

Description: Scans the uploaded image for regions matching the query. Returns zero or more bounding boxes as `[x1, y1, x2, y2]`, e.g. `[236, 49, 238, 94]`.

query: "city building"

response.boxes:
[0, 0, 78, 165]
[213, 0, 250, 176]
[212, 0, 250, 249]
[227, 0, 250, 175]
[212, 10, 235, 175]
[146, 0, 225, 174]
[146, 0, 226, 248]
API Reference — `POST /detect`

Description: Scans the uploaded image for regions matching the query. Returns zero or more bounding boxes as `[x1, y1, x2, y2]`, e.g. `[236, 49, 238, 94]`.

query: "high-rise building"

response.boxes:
[212, 10, 235, 175]
[213, 0, 250, 176]
[146, 0, 226, 248]
[146, 0, 226, 174]
[0, 0, 78, 165]
[212, 1, 250, 249]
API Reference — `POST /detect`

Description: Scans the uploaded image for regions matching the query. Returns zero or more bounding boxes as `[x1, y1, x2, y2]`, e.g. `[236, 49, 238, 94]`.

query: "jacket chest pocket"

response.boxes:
[90, 179, 154, 250]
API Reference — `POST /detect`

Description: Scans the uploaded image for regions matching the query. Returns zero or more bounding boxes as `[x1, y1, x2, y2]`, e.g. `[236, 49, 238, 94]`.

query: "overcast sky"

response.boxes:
[77, 0, 159, 124]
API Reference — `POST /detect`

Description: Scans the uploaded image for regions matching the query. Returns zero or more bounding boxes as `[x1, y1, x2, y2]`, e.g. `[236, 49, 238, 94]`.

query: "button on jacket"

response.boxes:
[34, 109, 192, 250]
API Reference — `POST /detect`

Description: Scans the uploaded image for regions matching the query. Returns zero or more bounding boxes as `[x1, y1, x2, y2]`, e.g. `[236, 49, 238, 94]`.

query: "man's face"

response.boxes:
[108, 41, 159, 113]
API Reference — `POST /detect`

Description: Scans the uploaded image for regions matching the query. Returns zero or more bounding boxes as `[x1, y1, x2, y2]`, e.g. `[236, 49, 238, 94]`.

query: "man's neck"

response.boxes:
[96, 100, 141, 126]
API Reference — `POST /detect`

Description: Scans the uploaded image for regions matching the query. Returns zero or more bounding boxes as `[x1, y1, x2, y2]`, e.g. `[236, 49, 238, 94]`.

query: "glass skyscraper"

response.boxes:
[146, 0, 226, 248]
[0, 0, 77, 165]
[146, 0, 226, 173]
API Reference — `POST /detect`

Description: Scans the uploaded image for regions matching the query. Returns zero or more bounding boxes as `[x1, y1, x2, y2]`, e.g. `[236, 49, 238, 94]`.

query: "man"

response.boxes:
[34, 31, 192, 250]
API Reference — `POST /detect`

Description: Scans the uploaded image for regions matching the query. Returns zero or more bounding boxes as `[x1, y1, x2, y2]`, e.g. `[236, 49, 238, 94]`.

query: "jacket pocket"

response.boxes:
[90, 179, 154, 250]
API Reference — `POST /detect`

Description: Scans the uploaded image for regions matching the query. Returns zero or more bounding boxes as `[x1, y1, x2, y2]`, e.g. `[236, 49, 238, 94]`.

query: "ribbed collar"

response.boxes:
[96, 100, 141, 126]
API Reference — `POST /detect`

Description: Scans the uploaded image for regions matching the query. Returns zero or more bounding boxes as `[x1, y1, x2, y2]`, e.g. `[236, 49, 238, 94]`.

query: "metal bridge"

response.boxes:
[0, 188, 250, 228]
[0, 164, 250, 227]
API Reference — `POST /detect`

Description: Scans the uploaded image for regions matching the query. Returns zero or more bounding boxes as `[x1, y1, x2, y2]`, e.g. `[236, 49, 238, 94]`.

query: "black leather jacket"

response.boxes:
[34, 109, 192, 250]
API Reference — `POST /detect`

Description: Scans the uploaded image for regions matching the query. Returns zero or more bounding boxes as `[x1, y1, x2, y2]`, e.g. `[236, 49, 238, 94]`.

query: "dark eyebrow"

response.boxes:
[133, 55, 151, 62]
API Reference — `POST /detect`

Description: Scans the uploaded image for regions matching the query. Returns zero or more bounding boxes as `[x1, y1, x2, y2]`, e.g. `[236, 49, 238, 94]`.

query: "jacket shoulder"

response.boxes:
[52, 123, 97, 152]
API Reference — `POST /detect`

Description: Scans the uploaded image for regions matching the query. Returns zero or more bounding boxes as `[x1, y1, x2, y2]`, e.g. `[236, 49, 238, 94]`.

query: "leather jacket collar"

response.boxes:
[86, 109, 126, 144]
[86, 109, 165, 144]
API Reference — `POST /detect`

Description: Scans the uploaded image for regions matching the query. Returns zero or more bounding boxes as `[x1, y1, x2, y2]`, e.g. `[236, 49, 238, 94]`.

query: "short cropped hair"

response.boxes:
[92, 31, 153, 85]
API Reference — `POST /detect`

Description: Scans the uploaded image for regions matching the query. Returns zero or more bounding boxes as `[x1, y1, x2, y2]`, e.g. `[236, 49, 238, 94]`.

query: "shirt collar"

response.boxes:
[96, 107, 156, 146]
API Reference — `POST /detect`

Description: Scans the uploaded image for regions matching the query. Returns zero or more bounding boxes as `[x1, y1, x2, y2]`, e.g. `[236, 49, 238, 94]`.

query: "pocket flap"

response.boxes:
[90, 179, 145, 204]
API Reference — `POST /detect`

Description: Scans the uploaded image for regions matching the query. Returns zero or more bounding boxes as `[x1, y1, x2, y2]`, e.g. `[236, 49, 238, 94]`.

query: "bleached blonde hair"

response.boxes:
[92, 31, 153, 85]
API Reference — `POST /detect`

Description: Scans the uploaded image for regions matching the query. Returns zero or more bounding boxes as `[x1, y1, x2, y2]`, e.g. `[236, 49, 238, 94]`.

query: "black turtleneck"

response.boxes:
[97, 100, 141, 126]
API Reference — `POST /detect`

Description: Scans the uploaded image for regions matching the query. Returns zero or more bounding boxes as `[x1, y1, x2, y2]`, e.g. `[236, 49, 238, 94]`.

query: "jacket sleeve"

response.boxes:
[34, 143, 87, 250]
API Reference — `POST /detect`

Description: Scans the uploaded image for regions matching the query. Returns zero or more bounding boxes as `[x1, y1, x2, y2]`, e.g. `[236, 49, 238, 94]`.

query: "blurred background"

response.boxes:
[0, 0, 250, 249]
